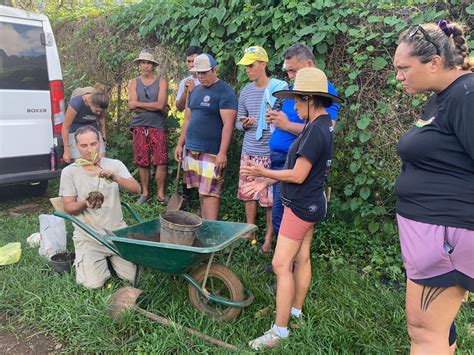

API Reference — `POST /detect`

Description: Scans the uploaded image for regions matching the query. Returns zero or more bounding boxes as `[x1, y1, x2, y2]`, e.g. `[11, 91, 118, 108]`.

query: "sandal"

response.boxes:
[259, 247, 273, 254]
[136, 195, 149, 205]
[156, 196, 170, 205]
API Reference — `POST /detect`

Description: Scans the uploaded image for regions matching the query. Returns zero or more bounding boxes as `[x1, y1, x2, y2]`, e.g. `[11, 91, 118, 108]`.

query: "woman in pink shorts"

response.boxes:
[394, 21, 473, 353]
[241, 67, 342, 350]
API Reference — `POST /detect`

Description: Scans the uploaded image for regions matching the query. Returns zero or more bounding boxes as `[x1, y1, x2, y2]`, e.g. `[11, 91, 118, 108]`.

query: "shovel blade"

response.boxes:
[108, 286, 143, 319]
[166, 193, 183, 211]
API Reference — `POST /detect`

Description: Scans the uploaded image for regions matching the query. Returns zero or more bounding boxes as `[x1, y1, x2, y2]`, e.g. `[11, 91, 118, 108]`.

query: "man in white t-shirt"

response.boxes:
[59, 125, 141, 289]
[175, 46, 203, 112]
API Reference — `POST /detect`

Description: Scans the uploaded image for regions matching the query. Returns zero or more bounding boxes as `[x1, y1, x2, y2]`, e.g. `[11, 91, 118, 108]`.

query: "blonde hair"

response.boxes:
[90, 83, 109, 109]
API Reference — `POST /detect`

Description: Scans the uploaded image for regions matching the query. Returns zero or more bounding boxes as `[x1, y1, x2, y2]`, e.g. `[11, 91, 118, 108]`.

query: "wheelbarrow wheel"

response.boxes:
[188, 264, 244, 322]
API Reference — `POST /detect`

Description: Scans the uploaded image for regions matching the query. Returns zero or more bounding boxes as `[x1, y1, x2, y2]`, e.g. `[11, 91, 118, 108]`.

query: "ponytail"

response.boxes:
[90, 83, 109, 110]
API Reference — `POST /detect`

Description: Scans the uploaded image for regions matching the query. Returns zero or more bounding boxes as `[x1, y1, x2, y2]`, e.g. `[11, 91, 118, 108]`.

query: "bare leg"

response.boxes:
[200, 195, 220, 220]
[243, 201, 257, 239]
[272, 235, 303, 327]
[292, 227, 313, 309]
[155, 164, 167, 201]
[406, 279, 466, 354]
[138, 166, 150, 197]
[262, 207, 274, 252]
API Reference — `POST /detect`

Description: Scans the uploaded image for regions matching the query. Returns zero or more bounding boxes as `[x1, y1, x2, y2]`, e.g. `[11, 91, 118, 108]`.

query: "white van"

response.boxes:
[0, 5, 65, 195]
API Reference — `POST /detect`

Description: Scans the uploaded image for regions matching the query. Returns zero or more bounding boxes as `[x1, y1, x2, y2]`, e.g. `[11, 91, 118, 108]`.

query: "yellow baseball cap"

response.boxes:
[237, 46, 269, 65]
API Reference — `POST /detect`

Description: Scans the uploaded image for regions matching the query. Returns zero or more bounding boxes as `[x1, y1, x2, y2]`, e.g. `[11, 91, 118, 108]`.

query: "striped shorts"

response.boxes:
[183, 149, 225, 197]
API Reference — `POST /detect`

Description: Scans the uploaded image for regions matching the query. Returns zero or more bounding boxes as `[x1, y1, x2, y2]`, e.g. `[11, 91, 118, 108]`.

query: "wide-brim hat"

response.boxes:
[189, 53, 217, 72]
[273, 67, 343, 103]
[134, 50, 159, 65]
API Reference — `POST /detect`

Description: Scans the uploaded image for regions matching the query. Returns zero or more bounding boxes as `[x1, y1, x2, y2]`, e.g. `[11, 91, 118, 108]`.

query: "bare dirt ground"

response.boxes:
[0, 313, 62, 354]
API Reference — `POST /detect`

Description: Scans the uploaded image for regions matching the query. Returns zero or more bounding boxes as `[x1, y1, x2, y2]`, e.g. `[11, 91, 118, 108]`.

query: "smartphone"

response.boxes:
[238, 116, 248, 122]
[265, 101, 273, 111]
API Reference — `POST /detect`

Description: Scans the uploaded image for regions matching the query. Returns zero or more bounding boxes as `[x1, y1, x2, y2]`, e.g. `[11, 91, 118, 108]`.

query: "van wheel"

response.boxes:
[29, 181, 48, 196]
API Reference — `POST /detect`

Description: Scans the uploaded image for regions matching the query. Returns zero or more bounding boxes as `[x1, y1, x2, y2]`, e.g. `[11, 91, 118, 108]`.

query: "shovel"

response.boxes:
[167, 165, 183, 211]
[108, 286, 239, 351]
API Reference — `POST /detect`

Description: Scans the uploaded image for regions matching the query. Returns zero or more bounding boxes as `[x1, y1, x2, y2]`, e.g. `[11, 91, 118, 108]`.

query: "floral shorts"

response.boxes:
[237, 153, 273, 207]
[132, 127, 168, 167]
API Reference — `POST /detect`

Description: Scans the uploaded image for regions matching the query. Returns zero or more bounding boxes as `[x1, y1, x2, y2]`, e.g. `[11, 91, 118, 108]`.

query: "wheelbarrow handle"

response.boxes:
[53, 211, 120, 255]
[120, 201, 142, 223]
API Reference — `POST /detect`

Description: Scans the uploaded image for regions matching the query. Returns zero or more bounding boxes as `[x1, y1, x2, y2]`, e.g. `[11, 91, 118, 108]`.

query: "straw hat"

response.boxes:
[273, 67, 343, 103]
[133, 50, 159, 65]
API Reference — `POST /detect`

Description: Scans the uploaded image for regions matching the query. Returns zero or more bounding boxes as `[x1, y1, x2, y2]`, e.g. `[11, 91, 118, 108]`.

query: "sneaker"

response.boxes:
[136, 195, 149, 205]
[249, 329, 282, 350]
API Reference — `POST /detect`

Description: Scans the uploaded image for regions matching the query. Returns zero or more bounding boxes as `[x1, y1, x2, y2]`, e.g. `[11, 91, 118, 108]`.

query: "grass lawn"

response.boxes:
[0, 182, 472, 353]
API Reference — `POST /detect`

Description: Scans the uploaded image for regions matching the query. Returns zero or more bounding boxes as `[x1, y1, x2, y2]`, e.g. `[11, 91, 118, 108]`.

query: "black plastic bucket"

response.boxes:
[49, 252, 75, 275]
[160, 211, 202, 246]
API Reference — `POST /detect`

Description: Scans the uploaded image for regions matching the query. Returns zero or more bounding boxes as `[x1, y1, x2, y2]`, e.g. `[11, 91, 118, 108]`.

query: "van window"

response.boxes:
[0, 22, 48, 90]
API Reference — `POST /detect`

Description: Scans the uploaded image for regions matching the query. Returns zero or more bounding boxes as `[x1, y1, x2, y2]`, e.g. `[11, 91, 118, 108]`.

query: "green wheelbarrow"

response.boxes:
[53, 202, 257, 321]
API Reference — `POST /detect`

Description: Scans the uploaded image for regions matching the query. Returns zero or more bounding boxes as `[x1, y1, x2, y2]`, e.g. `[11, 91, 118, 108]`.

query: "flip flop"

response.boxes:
[259, 247, 273, 254]
[156, 196, 170, 205]
[136, 195, 149, 205]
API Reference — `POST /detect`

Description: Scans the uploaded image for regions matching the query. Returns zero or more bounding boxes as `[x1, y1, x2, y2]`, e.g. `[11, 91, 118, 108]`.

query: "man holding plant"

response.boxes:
[59, 125, 141, 289]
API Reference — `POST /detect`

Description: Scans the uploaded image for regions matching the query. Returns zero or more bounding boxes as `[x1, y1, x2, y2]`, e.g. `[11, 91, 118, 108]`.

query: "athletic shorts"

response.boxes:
[132, 127, 168, 167]
[397, 214, 474, 291]
[69, 131, 106, 159]
[183, 149, 224, 197]
[279, 207, 314, 241]
[237, 154, 272, 207]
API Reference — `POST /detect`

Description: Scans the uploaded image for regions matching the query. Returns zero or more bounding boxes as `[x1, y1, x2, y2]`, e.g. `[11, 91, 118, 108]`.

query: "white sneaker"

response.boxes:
[249, 329, 284, 350]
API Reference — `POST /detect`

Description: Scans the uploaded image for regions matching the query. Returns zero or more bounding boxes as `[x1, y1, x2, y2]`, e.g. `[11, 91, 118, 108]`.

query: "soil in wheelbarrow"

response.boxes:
[126, 232, 206, 247]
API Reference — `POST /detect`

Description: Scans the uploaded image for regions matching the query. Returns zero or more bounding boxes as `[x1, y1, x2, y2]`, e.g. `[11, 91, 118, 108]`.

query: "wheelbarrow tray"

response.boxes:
[109, 219, 256, 274]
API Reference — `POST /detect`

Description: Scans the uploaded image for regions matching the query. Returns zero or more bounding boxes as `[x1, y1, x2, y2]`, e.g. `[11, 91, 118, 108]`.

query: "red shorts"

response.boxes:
[132, 127, 168, 167]
[279, 207, 314, 241]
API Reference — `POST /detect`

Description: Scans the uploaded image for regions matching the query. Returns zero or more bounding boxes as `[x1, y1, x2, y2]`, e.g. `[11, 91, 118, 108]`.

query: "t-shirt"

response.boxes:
[185, 80, 238, 155]
[281, 114, 334, 222]
[236, 82, 271, 156]
[176, 75, 201, 102]
[69, 95, 100, 132]
[396, 73, 474, 230]
[269, 81, 339, 153]
[59, 158, 132, 239]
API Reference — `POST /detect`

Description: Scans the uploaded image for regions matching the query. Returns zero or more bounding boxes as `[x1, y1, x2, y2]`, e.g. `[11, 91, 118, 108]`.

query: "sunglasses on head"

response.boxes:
[408, 25, 441, 56]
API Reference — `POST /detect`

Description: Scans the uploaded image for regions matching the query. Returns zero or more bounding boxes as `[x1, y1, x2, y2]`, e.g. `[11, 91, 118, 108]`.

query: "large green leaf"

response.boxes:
[311, 32, 326, 45]
[372, 57, 388, 71]
[359, 187, 371, 200]
[359, 131, 372, 143]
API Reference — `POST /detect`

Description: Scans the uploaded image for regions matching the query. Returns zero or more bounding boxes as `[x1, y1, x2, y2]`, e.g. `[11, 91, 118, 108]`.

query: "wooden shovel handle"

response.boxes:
[137, 307, 239, 351]
[175, 164, 181, 194]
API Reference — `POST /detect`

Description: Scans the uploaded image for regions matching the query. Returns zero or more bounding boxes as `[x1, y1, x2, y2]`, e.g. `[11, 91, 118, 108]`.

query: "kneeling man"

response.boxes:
[59, 125, 141, 289]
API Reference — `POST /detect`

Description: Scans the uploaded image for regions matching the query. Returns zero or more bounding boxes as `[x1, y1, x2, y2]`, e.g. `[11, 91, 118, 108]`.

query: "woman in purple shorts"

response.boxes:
[393, 21, 473, 353]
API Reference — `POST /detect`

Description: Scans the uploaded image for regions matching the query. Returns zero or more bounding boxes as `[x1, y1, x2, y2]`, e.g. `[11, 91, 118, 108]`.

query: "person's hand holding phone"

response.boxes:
[239, 116, 256, 129]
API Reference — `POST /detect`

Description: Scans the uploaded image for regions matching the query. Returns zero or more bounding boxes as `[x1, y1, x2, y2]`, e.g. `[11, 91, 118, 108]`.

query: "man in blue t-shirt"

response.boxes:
[266, 43, 340, 236]
[174, 53, 238, 220]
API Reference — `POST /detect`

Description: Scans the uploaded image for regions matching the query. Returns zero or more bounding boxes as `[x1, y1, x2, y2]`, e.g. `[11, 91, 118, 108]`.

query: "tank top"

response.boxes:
[130, 77, 166, 130]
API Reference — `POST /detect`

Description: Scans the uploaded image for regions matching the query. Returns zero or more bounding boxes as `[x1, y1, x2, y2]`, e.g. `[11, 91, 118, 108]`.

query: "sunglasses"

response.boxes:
[408, 25, 441, 56]
[144, 86, 150, 99]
